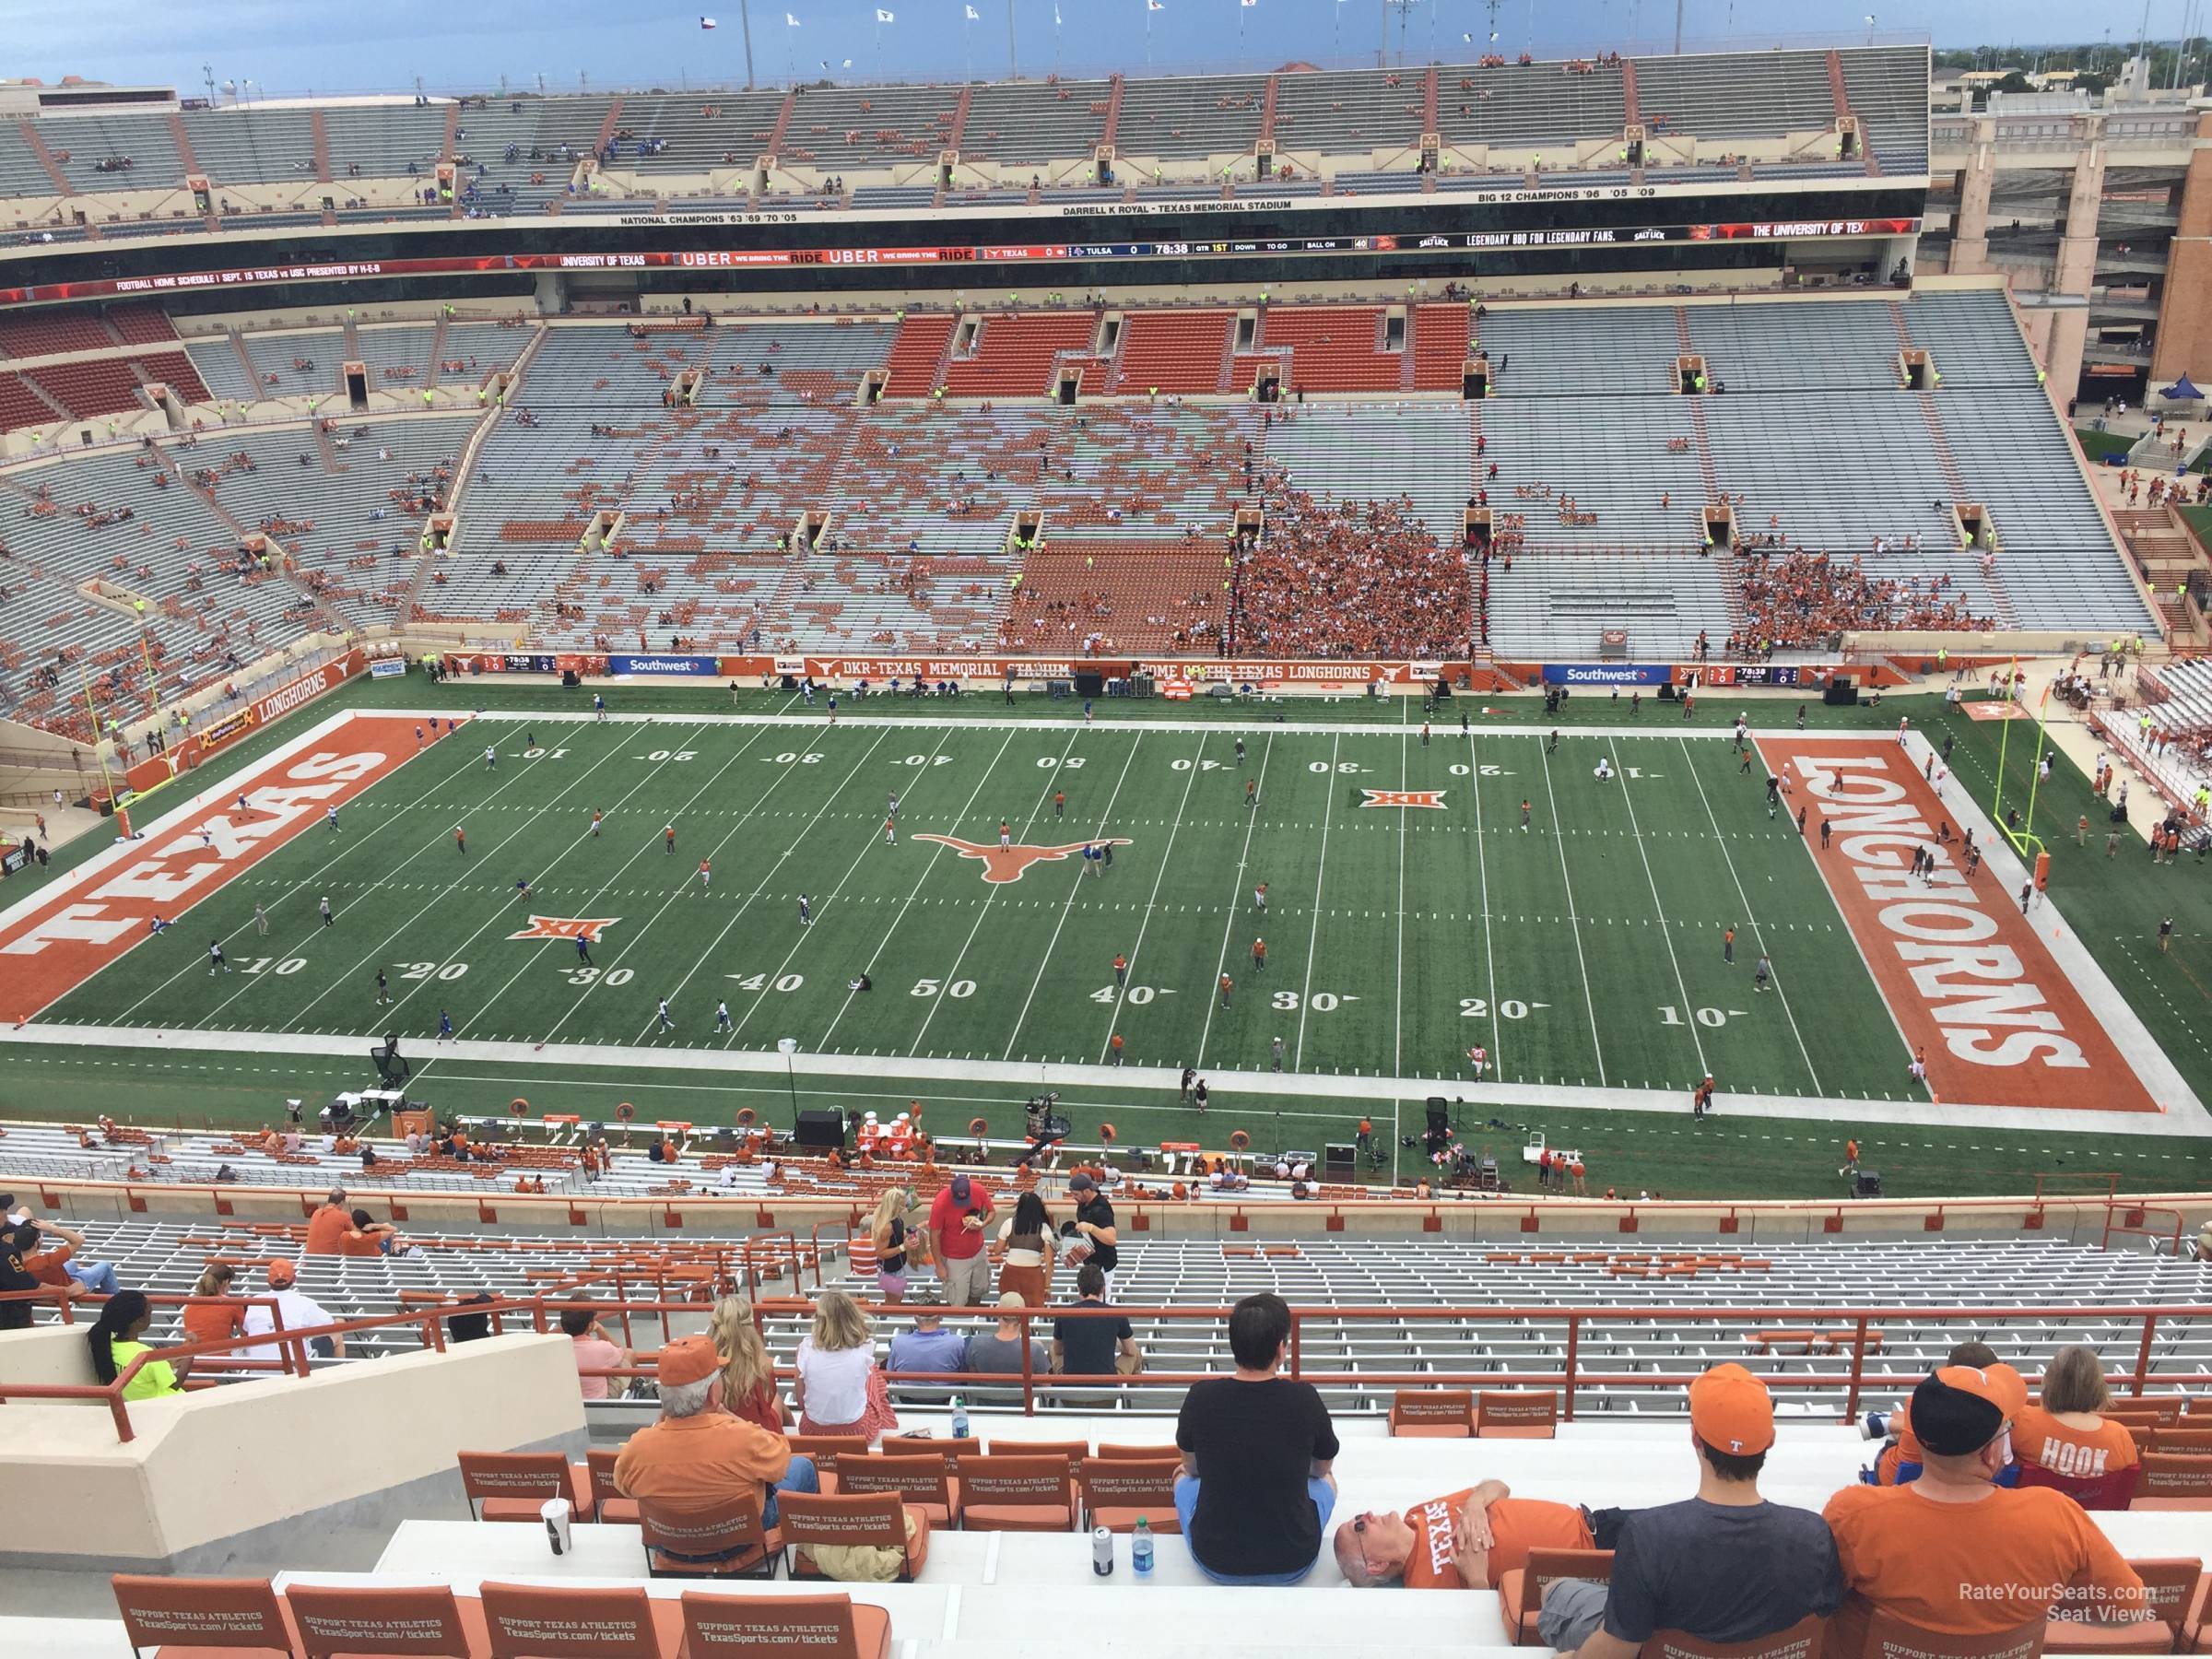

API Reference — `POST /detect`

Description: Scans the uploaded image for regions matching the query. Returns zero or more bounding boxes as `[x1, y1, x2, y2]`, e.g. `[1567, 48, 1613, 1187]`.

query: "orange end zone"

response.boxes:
[1760, 735, 2158, 1113]
[0, 716, 451, 1021]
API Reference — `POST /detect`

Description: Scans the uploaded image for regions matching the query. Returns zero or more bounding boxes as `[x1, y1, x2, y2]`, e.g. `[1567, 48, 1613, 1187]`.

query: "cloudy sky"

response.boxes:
[6, 0, 2178, 98]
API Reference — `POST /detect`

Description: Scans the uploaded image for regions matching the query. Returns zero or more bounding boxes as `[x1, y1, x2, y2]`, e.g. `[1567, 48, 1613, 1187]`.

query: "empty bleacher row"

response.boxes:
[0, 44, 1924, 221]
[14, 1213, 2212, 1417]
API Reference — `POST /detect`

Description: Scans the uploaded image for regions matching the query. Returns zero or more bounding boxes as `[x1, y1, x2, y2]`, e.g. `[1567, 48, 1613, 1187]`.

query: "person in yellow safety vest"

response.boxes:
[422, 389, 433, 406]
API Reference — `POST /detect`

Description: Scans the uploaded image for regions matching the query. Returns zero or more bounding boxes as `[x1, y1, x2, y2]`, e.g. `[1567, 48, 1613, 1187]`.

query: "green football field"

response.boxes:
[37, 706, 1909, 1102]
[9, 674, 2212, 1200]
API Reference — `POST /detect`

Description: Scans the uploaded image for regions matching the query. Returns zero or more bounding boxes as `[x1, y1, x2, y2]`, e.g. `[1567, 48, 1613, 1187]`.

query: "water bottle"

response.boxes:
[1091, 1524, 1114, 1576]
[951, 1394, 970, 1441]
[1133, 1518, 1154, 1577]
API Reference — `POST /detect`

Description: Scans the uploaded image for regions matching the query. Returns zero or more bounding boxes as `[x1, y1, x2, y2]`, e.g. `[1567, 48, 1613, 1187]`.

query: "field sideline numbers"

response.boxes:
[398, 960, 469, 982]
[1036, 756, 1085, 769]
[912, 978, 976, 998]
[901, 754, 955, 766]
[1460, 997, 1530, 1018]
[730, 972, 805, 993]
[1169, 759, 1226, 771]
[521, 747, 570, 759]
[1658, 1006, 1733, 1027]
[1447, 763, 1505, 776]
[644, 749, 697, 762]
[1091, 984, 1158, 1004]
[770, 752, 824, 765]
[567, 966, 636, 987]
[241, 957, 307, 976]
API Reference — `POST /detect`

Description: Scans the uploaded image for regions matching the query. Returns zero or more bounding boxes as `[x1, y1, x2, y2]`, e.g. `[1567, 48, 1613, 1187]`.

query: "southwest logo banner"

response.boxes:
[912, 835, 1134, 883]
[1359, 789, 1447, 809]
[507, 916, 620, 943]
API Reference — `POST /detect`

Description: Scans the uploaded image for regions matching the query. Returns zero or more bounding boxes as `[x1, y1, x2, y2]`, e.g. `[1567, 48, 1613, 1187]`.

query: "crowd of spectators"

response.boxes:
[1734, 549, 1996, 650]
[1235, 486, 1475, 659]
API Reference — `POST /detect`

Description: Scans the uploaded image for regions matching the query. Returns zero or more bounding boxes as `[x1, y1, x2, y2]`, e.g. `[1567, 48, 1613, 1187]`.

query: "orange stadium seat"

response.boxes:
[956, 1453, 1079, 1531]
[1498, 1547, 1614, 1644]
[1639, 1612, 1827, 1659]
[1389, 1388, 1477, 1438]
[1078, 1456, 1182, 1534]
[288, 1582, 489, 1658]
[779, 1491, 932, 1583]
[638, 1492, 781, 1578]
[456, 1449, 595, 1524]
[1477, 1390, 1559, 1439]
[112, 1574, 299, 1658]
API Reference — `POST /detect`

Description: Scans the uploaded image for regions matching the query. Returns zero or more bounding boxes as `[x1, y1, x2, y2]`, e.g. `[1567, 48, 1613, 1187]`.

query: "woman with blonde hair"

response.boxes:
[793, 1288, 896, 1441]
[2015, 1344, 2139, 1506]
[708, 1296, 794, 1433]
[868, 1188, 912, 1304]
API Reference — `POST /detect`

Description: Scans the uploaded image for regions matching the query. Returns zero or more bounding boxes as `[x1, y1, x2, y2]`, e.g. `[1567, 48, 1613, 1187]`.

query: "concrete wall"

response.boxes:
[0, 1331, 583, 1570]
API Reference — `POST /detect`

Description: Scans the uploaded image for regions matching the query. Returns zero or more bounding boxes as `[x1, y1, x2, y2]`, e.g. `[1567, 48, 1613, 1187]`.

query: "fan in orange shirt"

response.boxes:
[1823, 1365, 2150, 1659]
[301, 1190, 353, 1255]
[1333, 1479, 1594, 1588]
[2011, 1344, 2139, 1507]
[1858, 1340, 2018, 1485]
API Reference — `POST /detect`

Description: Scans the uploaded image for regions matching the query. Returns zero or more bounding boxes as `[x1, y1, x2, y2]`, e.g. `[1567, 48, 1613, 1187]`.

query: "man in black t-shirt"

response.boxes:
[1050, 1265, 1135, 1399]
[1067, 1171, 1119, 1295]
[1543, 1363, 1842, 1655]
[1174, 1292, 1340, 1584]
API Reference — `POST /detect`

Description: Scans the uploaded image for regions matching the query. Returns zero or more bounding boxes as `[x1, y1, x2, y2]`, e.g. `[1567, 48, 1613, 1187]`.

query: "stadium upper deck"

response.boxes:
[0, 43, 1927, 243]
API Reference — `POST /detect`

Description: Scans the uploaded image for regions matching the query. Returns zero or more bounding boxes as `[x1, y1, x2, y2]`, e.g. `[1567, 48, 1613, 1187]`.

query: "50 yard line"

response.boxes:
[997, 732, 1145, 1062]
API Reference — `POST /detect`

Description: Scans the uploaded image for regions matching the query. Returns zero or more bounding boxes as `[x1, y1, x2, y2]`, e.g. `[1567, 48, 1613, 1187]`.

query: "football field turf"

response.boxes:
[33, 707, 1931, 1101]
[9, 679, 2212, 1200]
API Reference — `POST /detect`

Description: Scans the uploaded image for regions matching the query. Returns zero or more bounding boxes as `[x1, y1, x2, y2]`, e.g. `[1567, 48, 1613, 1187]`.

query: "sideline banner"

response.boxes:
[606, 653, 719, 677]
[1541, 663, 1673, 687]
[122, 649, 365, 795]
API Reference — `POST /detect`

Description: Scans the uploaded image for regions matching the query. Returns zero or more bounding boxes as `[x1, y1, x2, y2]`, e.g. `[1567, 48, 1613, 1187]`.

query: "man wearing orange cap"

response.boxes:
[1547, 1364, 1842, 1658]
[1823, 1366, 2149, 1659]
[240, 1258, 347, 1370]
[614, 1335, 817, 1555]
[1334, 1477, 1596, 1589]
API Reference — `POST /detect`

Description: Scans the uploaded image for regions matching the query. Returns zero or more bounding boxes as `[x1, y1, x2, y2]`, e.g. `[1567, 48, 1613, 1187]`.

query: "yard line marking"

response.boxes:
[908, 727, 1095, 1058]
[515, 718, 840, 1044]
[813, 726, 1030, 1050]
[648, 733, 897, 1044]
[379, 715, 794, 1033]
[1091, 733, 1208, 1063]
[727, 725, 968, 1041]
[1599, 735, 1707, 1082]
[1293, 735, 1339, 1071]
[997, 733, 1145, 1063]
[1466, 726, 1502, 1079]
[1535, 735, 1608, 1088]
[1677, 735, 1824, 1093]
[1194, 733, 1275, 1070]
[214, 721, 653, 1030]
[101, 719, 504, 1028]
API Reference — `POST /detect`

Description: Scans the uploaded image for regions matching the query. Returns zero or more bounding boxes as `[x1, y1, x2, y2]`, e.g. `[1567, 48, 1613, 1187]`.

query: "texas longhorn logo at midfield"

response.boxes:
[912, 835, 1135, 884]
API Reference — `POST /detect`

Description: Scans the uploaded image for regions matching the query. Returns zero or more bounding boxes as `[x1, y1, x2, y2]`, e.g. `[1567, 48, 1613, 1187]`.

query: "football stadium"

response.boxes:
[4, 7, 2212, 1652]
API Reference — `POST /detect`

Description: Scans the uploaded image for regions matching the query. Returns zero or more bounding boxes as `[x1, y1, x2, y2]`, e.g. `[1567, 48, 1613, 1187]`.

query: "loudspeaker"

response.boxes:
[561, 668, 581, 688]
[794, 1108, 845, 1149]
[1073, 670, 1106, 699]
[1424, 1096, 1451, 1135]
[1854, 1171, 1883, 1197]
[1657, 682, 1677, 701]
[1824, 679, 1858, 706]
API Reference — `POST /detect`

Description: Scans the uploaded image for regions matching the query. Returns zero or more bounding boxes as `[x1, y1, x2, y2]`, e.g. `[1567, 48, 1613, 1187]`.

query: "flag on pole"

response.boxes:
[699, 15, 717, 26]
[785, 11, 800, 24]
[876, 6, 894, 18]
[1147, 1, 1163, 9]
[1241, 1, 1255, 6]
[966, 3, 980, 15]
[1053, 1, 1063, 22]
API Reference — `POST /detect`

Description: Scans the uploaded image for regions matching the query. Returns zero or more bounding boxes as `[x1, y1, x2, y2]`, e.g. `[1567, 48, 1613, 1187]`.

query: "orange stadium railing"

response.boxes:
[6, 1287, 2210, 1444]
